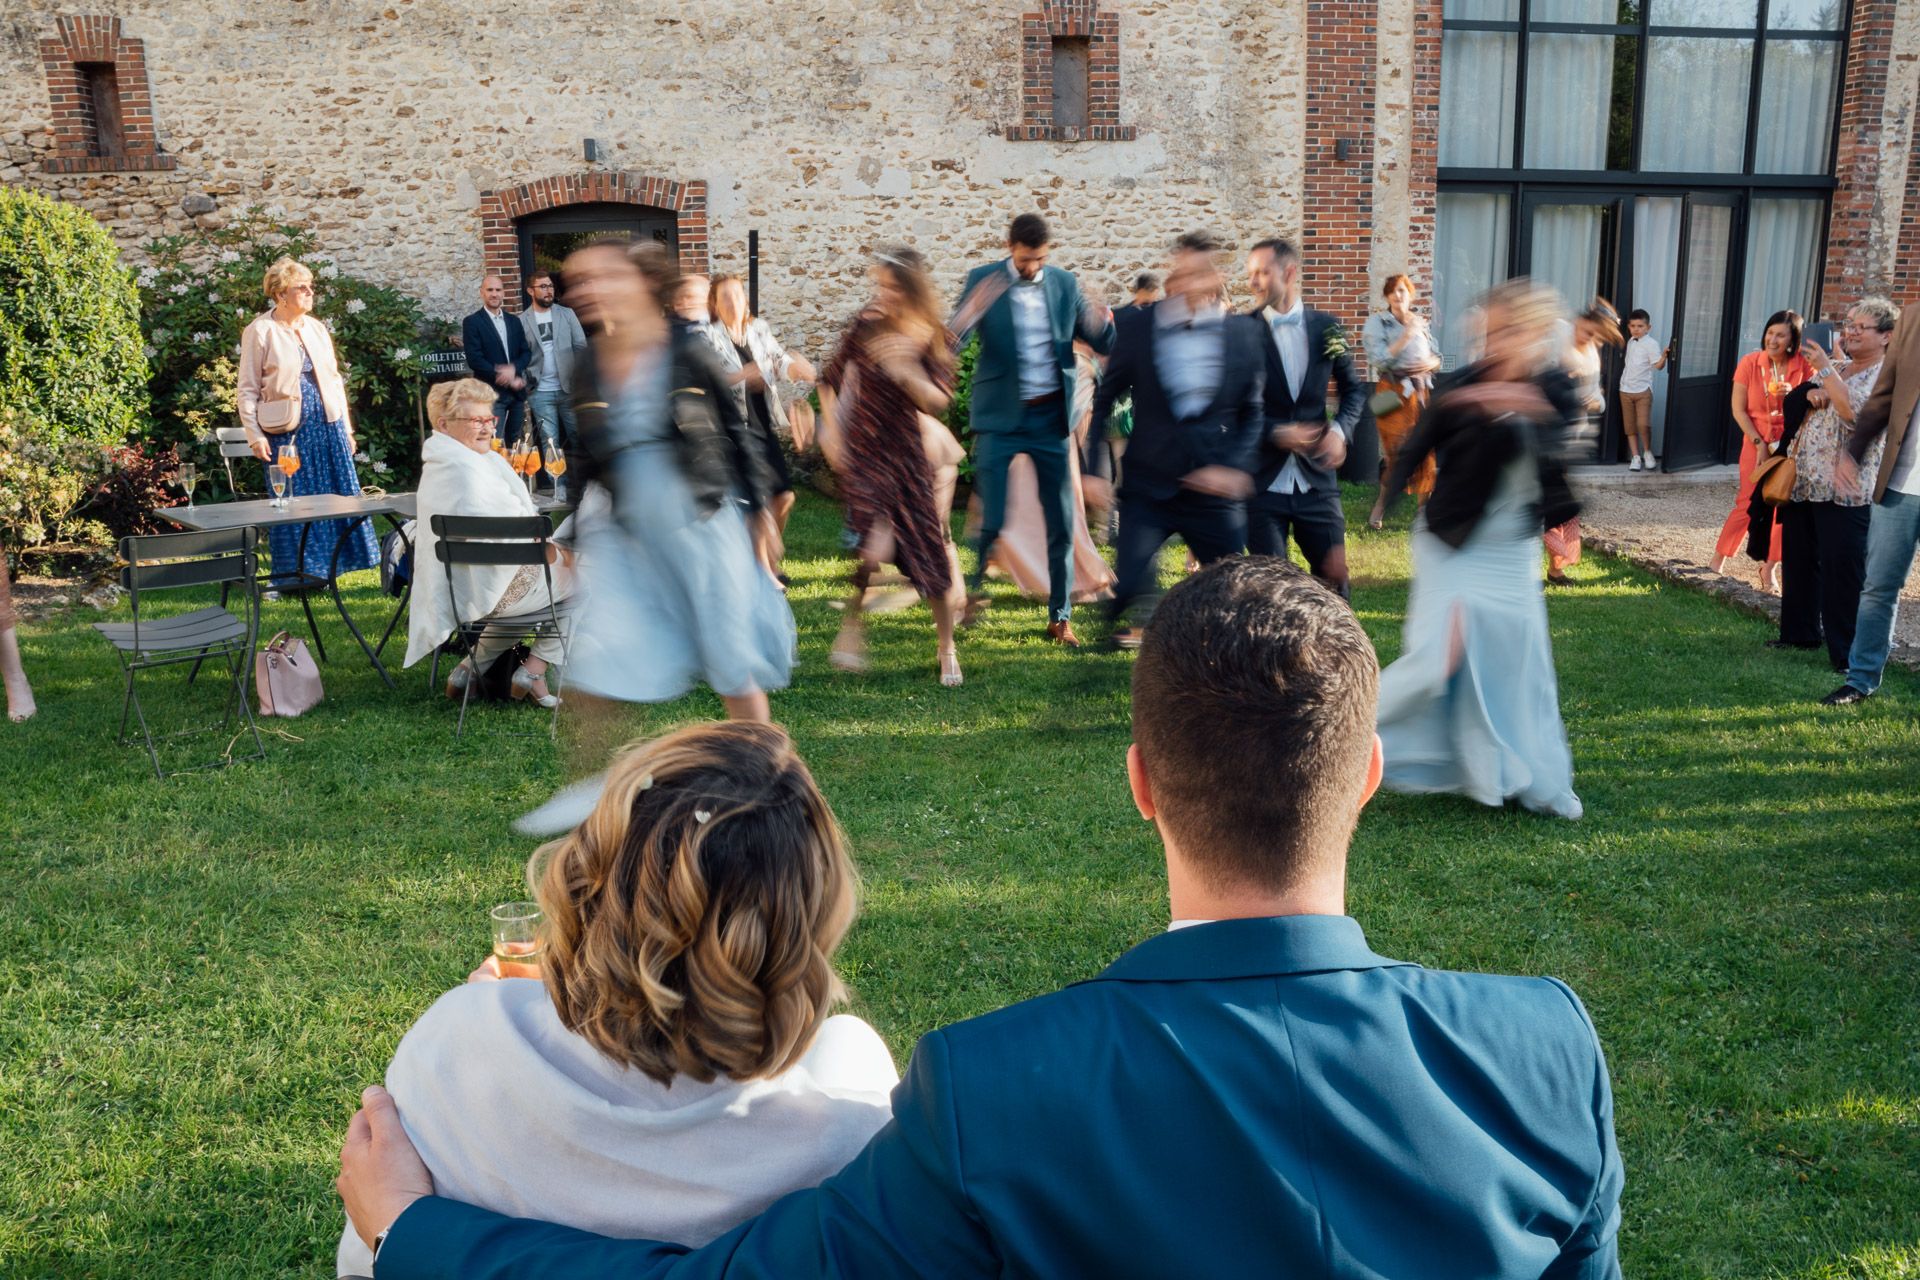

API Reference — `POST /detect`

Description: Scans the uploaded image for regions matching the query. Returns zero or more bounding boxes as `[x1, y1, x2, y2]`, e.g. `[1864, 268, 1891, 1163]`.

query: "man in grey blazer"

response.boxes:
[521, 271, 590, 492]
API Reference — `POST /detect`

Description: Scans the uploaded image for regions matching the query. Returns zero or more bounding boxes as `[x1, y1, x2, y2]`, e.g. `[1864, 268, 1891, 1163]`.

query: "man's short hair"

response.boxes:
[1133, 272, 1159, 293]
[527, 269, 553, 287]
[1009, 213, 1051, 249]
[1627, 308, 1650, 325]
[1173, 229, 1221, 256]
[1249, 238, 1301, 269]
[1132, 559, 1379, 894]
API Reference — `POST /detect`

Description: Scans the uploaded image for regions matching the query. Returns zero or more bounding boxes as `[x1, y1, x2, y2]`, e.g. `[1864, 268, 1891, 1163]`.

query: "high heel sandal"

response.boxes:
[510, 664, 561, 709]
[938, 645, 963, 687]
[830, 625, 868, 673]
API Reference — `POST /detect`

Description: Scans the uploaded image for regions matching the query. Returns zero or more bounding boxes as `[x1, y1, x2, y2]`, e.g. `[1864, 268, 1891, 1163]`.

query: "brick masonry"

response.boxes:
[477, 172, 710, 306]
[1009, 3, 1137, 143]
[1820, 0, 1895, 310]
[1302, 0, 1380, 366]
[37, 14, 173, 173]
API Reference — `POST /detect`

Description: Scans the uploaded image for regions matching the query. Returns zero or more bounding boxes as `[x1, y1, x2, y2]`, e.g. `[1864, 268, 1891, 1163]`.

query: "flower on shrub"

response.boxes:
[218, 249, 240, 264]
[393, 346, 413, 361]
[170, 282, 190, 295]
[345, 298, 367, 314]
[191, 331, 212, 344]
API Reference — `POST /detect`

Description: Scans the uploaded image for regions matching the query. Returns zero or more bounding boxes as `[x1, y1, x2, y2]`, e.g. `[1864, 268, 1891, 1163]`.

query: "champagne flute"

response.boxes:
[176, 462, 198, 510]
[267, 459, 289, 508]
[490, 901, 543, 979]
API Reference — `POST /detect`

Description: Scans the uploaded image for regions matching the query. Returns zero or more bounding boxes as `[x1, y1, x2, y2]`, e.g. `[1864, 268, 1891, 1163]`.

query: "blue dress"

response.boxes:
[1376, 455, 1583, 819]
[567, 353, 795, 702]
[267, 349, 378, 581]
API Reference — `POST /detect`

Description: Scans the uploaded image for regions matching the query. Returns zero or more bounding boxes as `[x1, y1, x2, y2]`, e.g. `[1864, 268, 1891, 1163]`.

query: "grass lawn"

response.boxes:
[2, 487, 1916, 1279]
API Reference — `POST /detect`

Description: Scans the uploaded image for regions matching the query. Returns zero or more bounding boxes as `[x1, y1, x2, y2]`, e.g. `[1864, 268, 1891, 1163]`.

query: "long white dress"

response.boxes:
[1377, 451, 1583, 820]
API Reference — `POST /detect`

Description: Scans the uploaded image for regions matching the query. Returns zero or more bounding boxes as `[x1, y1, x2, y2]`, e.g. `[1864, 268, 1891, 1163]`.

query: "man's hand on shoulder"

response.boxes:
[338, 1085, 435, 1251]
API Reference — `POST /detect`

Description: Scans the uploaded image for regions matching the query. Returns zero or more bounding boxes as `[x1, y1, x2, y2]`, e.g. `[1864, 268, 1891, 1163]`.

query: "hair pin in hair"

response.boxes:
[694, 810, 712, 825]
[639, 773, 654, 790]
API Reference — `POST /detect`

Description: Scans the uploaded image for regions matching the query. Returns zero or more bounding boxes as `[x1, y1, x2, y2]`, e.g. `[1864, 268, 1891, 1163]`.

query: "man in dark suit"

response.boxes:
[950, 212, 1116, 647]
[461, 274, 532, 445]
[1086, 230, 1265, 648]
[1244, 238, 1366, 598]
[340, 557, 1623, 1279]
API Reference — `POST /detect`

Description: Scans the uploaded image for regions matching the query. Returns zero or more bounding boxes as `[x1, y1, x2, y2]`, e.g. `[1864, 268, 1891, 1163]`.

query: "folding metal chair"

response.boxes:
[428, 514, 572, 739]
[93, 528, 266, 778]
[214, 426, 257, 496]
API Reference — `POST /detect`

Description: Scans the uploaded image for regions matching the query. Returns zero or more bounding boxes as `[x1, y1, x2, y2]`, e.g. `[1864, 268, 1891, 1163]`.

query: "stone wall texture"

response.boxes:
[0, 0, 1333, 357]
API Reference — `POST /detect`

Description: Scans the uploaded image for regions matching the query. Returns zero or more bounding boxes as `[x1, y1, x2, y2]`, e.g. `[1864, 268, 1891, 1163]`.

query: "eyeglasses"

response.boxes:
[449, 415, 496, 427]
[291, 283, 315, 294]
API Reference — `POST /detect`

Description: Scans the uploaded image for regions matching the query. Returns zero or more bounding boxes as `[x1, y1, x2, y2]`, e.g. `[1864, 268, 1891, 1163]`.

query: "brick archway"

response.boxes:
[478, 171, 708, 309]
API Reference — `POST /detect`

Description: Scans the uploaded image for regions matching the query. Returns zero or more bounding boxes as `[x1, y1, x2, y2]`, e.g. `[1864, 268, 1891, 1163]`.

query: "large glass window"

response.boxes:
[1642, 37, 1753, 172]
[1524, 33, 1638, 170]
[1740, 197, 1824, 355]
[1755, 40, 1842, 174]
[1439, 31, 1518, 167]
[1651, 0, 1757, 25]
[1434, 192, 1511, 368]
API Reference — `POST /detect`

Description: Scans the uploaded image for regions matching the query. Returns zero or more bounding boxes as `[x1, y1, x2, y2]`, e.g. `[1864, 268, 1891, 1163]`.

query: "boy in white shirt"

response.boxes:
[1619, 310, 1668, 471]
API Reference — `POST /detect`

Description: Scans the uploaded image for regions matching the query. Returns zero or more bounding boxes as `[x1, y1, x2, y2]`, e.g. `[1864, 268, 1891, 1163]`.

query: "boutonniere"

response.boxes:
[1322, 323, 1349, 362]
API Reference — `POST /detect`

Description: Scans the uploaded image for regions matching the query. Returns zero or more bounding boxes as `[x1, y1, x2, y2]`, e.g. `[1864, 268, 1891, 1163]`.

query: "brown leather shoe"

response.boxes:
[1046, 620, 1082, 648]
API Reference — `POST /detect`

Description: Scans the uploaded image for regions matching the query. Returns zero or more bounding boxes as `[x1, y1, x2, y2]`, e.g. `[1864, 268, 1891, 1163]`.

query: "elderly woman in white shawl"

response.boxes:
[405, 378, 577, 707]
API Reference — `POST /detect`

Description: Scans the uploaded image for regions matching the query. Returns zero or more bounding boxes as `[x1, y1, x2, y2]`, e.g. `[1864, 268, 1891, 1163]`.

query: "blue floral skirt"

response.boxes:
[267, 393, 378, 581]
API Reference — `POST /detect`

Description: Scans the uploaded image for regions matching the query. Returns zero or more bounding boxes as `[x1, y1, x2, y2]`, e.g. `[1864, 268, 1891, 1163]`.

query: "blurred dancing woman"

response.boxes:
[518, 239, 793, 834]
[1, 552, 32, 722]
[1374, 279, 1583, 820]
[1543, 299, 1623, 586]
[818, 246, 964, 687]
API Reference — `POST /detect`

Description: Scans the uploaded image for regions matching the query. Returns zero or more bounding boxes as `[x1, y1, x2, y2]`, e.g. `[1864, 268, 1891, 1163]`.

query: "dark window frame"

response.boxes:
[76, 60, 125, 160]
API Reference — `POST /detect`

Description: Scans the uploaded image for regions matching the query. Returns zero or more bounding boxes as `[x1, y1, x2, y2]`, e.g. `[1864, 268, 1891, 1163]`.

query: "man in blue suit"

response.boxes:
[950, 213, 1116, 647]
[1086, 229, 1267, 648]
[461, 274, 532, 445]
[341, 558, 1624, 1279]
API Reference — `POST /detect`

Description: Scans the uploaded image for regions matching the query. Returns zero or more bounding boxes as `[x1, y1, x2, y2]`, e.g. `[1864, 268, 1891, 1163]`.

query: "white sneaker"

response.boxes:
[1643, 451, 1657, 470]
[513, 773, 607, 836]
[1629, 455, 1643, 471]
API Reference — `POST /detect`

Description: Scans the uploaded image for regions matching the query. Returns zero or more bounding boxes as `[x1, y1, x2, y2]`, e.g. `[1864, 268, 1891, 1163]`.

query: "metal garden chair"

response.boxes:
[428, 513, 572, 739]
[93, 527, 266, 778]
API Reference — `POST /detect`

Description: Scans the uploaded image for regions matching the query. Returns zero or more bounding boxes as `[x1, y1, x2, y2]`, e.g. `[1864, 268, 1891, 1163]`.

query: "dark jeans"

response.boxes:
[1107, 490, 1246, 625]
[971, 401, 1075, 622]
[493, 389, 529, 447]
[1778, 499, 1869, 670]
[1247, 485, 1349, 599]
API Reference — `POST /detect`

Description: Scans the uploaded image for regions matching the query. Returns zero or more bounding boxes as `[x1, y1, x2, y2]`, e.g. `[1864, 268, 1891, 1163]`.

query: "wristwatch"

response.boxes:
[371, 1228, 390, 1271]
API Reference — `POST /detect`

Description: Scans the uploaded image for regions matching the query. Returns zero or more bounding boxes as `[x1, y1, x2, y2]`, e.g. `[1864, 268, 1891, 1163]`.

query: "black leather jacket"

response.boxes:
[567, 319, 778, 516]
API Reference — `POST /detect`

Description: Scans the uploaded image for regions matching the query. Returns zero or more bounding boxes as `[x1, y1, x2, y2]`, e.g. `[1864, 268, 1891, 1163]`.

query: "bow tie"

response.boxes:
[1014, 277, 1041, 288]
[1271, 312, 1303, 329]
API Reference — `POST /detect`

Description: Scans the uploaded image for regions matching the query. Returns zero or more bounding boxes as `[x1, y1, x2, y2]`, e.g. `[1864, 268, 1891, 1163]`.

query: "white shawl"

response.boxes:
[405, 431, 540, 668]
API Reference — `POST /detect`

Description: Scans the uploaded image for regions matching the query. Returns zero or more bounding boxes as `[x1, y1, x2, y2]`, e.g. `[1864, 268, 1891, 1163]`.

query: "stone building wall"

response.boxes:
[0, 0, 1345, 357]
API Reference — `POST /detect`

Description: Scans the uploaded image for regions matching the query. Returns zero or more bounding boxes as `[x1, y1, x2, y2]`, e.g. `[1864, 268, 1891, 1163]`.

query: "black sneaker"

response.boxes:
[1820, 685, 1871, 706]
[1766, 638, 1821, 651]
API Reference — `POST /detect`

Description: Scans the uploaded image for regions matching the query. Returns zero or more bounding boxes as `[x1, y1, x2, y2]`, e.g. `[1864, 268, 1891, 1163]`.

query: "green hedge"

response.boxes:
[0, 188, 149, 549]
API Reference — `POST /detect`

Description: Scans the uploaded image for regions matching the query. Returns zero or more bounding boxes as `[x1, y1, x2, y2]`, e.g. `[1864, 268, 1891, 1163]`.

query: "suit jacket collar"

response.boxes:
[1093, 915, 1409, 983]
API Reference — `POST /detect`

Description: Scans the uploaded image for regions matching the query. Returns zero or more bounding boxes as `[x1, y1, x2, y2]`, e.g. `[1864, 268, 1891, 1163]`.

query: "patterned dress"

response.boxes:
[820, 315, 954, 597]
[267, 348, 378, 581]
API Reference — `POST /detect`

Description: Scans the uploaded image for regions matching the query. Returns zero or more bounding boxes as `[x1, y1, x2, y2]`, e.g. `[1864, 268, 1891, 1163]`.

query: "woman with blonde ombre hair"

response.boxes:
[237, 255, 378, 582]
[333, 722, 897, 1278]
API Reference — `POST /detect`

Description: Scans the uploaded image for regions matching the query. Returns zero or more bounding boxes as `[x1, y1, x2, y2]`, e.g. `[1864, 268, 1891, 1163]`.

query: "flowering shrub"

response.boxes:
[138, 207, 433, 490]
[73, 440, 182, 543]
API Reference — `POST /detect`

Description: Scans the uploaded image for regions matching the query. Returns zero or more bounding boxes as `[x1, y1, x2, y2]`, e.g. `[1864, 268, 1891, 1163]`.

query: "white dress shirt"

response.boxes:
[1155, 295, 1228, 420]
[1265, 302, 1341, 495]
[486, 306, 512, 362]
[1619, 334, 1663, 395]
[1008, 261, 1060, 402]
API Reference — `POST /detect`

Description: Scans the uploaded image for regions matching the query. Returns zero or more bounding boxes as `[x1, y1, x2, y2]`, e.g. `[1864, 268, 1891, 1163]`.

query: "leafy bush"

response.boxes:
[943, 336, 980, 484]
[138, 207, 431, 490]
[0, 188, 150, 550]
[73, 441, 182, 542]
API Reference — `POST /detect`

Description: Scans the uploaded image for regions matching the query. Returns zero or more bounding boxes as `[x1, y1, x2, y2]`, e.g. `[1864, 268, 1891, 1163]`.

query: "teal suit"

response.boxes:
[952, 260, 1116, 622]
[377, 915, 1623, 1279]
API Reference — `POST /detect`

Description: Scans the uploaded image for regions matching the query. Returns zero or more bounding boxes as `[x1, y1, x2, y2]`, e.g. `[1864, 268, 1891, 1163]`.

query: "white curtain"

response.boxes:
[1754, 40, 1840, 174]
[1768, 0, 1843, 29]
[1531, 0, 1614, 20]
[1680, 204, 1735, 378]
[1442, 0, 1517, 17]
[1525, 34, 1614, 169]
[1652, 0, 1758, 24]
[1642, 37, 1753, 172]
[1531, 204, 1604, 317]
[1434, 193, 1510, 369]
[1740, 197, 1824, 354]
[1439, 31, 1518, 168]
[1633, 196, 1683, 456]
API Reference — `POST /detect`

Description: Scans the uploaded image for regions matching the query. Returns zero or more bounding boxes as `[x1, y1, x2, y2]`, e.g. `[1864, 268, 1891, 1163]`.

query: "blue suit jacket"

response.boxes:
[1250, 305, 1367, 493]
[951, 260, 1116, 438]
[378, 916, 1622, 1278]
[461, 308, 531, 389]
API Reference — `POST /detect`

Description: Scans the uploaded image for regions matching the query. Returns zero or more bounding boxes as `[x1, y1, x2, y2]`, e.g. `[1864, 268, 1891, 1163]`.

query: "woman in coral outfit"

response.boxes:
[1712, 311, 1811, 593]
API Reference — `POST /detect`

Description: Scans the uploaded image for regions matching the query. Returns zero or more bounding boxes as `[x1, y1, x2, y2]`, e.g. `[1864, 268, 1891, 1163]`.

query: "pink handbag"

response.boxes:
[255, 631, 323, 717]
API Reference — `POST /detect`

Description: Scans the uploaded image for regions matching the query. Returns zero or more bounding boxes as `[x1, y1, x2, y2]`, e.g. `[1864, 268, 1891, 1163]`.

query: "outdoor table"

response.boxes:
[156, 491, 571, 691]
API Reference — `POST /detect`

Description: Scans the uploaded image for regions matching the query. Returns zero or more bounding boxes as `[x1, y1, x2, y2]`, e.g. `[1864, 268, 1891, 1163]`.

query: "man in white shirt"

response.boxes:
[519, 271, 590, 492]
[1828, 301, 1920, 704]
[461, 275, 531, 445]
[1618, 309, 1668, 471]
[1243, 240, 1367, 600]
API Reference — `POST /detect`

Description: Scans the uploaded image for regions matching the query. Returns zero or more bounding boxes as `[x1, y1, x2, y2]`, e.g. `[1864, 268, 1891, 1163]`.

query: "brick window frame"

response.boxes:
[39, 15, 175, 174]
[478, 172, 709, 309]
[1007, 3, 1136, 142]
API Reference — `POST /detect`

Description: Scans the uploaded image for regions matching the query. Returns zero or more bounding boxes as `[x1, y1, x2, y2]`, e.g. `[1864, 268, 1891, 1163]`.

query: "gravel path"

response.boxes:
[1574, 465, 1919, 665]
